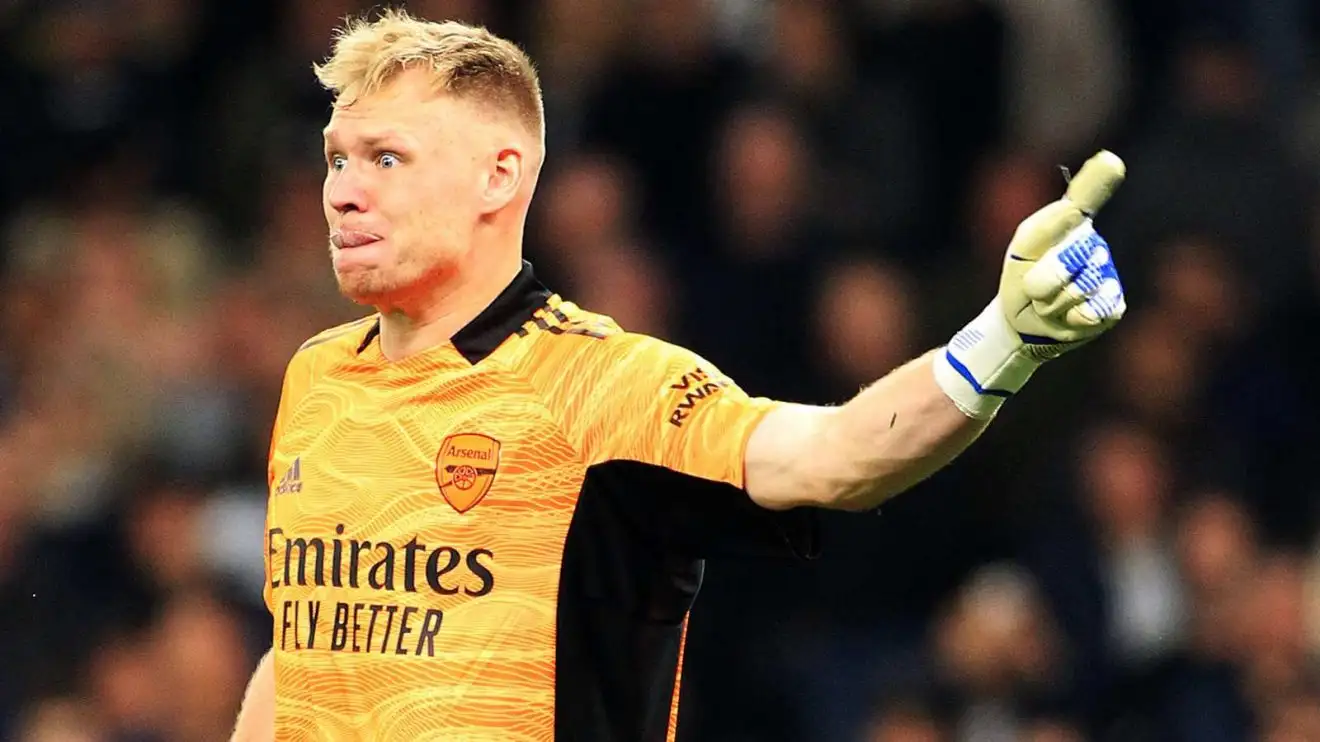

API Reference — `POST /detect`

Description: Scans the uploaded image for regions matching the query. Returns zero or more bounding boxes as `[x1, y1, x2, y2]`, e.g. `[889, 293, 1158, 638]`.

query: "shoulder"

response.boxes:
[280, 314, 377, 395]
[518, 299, 704, 380]
[512, 298, 731, 413]
[294, 314, 379, 356]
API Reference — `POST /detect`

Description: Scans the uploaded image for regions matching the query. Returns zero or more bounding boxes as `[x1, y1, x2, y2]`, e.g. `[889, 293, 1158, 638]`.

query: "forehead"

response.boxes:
[322, 70, 469, 143]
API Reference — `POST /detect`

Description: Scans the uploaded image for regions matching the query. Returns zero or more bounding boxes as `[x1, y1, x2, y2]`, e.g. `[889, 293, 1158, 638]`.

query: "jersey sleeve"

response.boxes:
[553, 333, 818, 559]
[573, 335, 773, 484]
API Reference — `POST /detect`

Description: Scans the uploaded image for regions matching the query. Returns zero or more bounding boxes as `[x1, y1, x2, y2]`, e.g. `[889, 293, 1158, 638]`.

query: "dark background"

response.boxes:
[2, 0, 1320, 740]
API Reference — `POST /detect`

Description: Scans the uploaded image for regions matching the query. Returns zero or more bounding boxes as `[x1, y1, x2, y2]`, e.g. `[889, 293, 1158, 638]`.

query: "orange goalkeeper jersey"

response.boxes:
[264, 261, 817, 741]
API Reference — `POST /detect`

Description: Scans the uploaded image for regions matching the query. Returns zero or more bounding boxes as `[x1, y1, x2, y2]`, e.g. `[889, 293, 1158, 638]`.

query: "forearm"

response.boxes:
[231, 648, 275, 742]
[822, 350, 990, 509]
[747, 349, 990, 511]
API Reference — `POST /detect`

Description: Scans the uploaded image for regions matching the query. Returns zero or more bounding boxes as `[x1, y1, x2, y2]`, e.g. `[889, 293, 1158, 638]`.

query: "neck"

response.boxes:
[376, 249, 523, 361]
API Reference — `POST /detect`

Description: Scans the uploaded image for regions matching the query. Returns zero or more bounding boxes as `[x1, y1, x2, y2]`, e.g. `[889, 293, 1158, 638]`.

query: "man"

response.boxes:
[232, 9, 1128, 741]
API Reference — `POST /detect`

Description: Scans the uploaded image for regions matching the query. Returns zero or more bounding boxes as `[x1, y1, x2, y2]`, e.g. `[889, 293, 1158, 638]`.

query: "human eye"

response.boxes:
[378, 152, 402, 169]
[328, 154, 347, 172]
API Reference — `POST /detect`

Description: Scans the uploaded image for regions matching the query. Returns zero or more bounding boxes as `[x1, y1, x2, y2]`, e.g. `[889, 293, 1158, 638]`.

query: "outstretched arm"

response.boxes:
[746, 351, 987, 511]
[746, 151, 1128, 512]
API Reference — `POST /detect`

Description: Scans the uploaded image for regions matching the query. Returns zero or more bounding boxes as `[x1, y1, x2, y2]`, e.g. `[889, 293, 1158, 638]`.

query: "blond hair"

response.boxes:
[313, 8, 544, 142]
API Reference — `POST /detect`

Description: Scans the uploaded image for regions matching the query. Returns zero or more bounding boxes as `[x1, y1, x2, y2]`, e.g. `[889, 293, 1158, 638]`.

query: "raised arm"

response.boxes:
[746, 151, 1128, 512]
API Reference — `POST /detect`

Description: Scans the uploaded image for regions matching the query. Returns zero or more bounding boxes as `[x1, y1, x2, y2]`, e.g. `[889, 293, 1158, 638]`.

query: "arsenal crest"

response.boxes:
[436, 433, 501, 513]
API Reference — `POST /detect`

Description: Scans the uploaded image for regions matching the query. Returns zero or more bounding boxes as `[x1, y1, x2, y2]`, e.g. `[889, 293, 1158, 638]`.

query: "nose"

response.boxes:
[326, 165, 368, 215]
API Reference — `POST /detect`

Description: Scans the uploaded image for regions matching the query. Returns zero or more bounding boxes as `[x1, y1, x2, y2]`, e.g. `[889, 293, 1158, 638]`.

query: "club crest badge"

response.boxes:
[436, 433, 501, 513]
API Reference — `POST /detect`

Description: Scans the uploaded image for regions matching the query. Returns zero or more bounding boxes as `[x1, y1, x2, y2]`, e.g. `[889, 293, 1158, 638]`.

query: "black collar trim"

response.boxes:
[356, 260, 552, 364]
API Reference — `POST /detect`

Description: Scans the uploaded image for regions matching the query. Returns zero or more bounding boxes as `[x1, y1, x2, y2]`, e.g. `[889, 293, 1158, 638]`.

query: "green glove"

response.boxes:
[934, 151, 1128, 419]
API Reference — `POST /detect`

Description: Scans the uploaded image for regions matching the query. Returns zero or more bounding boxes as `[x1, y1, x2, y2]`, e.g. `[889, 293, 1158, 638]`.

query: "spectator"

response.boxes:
[930, 563, 1068, 742]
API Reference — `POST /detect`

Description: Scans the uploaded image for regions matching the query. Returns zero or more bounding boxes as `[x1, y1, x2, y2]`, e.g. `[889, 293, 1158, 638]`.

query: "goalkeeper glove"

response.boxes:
[934, 150, 1128, 419]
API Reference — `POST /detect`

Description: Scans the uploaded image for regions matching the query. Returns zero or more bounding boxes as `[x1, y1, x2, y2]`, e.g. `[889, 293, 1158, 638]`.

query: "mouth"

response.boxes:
[330, 229, 383, 249]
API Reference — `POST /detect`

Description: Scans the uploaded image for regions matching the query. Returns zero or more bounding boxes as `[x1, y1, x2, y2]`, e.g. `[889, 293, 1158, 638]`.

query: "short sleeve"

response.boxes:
[566, 335, 775, 481]
[550, 333, 817, 559]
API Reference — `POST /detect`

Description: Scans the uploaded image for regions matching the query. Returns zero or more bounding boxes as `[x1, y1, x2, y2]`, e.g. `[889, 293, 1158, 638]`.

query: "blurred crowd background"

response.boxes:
[2, 0, 1320, 740]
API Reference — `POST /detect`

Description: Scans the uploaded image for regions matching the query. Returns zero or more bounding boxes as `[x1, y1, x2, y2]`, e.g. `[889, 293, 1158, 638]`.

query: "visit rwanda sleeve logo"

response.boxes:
[666, 367, 730, 427]
[436, 434, 501, 513]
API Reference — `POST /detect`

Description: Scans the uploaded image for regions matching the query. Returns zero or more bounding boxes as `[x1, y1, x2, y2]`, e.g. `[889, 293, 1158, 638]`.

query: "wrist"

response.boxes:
[933, 298, 1042, 419]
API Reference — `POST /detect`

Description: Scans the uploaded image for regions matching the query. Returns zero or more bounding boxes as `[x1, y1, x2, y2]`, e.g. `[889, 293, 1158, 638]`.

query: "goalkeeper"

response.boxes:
[232, 9, 1128, 740]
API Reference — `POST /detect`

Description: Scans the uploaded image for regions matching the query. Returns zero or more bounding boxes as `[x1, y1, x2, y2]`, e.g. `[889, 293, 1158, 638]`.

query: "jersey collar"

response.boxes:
[356, 260, 553, 364]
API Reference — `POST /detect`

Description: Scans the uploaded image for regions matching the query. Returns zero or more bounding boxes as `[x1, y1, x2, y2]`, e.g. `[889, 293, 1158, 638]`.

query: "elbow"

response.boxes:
[750, 471, 878, 512]
[831, 461, 949, 511]
[822, 479, 901, 512]
[832, 494, 890, 513]
[757, 464, 910, 513]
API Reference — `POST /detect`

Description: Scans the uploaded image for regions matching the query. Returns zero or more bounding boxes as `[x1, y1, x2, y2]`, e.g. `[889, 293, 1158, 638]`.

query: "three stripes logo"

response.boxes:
[276, 457, 303, 495]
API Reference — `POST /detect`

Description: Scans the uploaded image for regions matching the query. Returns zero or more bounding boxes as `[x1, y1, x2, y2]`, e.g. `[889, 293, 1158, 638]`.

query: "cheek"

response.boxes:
[436, 149, 487, 210]
[418, 169, 478, 228]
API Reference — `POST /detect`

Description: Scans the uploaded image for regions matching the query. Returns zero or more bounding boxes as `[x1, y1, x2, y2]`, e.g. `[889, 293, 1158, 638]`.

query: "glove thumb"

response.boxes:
[1065, 150, 1126, 217]
[1003, 151, 1126, 264]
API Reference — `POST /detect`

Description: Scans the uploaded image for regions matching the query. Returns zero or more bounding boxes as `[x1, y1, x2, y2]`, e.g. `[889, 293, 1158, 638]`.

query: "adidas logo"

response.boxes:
[276, 457, 303, 495]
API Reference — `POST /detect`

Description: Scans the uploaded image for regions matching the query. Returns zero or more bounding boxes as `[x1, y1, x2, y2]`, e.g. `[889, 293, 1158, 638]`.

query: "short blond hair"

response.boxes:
[313, 8, 544, 142]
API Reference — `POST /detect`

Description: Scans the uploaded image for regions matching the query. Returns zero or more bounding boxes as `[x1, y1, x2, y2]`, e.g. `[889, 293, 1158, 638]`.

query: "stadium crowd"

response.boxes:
[2, 0, 1320, 740]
